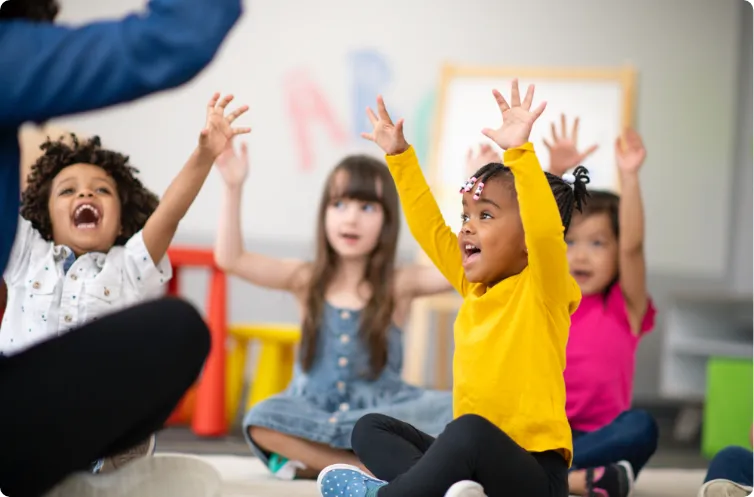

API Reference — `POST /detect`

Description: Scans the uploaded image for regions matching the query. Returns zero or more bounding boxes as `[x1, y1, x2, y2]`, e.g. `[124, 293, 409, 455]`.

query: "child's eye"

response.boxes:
[565, 239, 575, 247]
[59, 188, 74, 196]
[460, 213, 470, 224]
[332, 199, 344, 209]
[591, 240, 604, 247]
[362, 202, 376, 212]
[96, 187, 111, 194]
[480, 212, 492, 220]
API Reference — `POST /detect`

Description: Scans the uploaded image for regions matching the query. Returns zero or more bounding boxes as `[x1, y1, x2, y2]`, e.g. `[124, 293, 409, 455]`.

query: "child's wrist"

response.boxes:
[193, 146, 217, 165]
[386, 143, 411, 156]
[618, 169, 640, 181]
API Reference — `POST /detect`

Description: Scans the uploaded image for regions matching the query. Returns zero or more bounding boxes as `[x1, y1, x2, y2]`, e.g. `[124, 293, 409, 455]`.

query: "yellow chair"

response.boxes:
[225, 323, 301, 424]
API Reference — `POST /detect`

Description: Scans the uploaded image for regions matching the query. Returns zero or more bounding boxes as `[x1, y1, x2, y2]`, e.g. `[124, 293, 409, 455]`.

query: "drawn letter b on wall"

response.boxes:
[349, 49, 392, 139]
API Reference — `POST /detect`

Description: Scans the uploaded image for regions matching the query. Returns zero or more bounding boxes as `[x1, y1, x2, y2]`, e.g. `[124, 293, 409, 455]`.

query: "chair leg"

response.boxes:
[279, 344, 295, 392]
[225, 337, 248, 425]
[247, 342, 285, 411]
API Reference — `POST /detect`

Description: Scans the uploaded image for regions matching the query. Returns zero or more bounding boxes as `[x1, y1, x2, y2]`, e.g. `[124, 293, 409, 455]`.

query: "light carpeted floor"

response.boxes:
[197, 454, 707, 497]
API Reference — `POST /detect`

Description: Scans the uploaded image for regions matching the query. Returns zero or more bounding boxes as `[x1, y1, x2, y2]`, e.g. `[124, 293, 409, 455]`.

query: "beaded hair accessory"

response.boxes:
[459, 176, 486, 200]
[459, 176, 477, 193]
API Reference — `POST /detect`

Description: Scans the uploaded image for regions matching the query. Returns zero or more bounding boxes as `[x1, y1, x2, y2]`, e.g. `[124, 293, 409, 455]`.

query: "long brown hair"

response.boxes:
[301, 155, 400, 378]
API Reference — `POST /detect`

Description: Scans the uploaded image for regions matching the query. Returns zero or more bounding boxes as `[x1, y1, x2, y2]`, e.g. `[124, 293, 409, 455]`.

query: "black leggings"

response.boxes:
[0, 298, 209, 497]
[352, 413, 569, 497]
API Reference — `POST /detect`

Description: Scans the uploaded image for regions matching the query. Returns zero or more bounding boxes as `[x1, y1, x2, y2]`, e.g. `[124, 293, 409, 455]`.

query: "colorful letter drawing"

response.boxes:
[348, 49, 392, 139]
[285, 69, 348, 171]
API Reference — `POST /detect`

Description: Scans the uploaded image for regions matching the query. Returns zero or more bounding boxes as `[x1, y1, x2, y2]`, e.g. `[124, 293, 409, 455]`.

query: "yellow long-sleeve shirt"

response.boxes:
[386, 142, 580, 464]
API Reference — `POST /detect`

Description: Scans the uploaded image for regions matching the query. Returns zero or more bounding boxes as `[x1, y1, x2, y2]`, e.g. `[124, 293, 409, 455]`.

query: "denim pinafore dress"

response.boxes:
[243, 302, 453, 463]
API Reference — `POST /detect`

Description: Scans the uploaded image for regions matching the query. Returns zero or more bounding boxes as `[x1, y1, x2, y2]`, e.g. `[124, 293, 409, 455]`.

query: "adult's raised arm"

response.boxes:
[0, 0, 243, 127]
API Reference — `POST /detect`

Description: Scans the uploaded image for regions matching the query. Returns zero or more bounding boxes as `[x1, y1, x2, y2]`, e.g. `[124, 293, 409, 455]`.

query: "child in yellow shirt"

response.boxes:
[317, 81, 589, 497]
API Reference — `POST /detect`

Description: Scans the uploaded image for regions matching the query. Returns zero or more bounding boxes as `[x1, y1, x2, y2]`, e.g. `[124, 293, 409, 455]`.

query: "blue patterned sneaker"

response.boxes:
[317, 464, 386, 497]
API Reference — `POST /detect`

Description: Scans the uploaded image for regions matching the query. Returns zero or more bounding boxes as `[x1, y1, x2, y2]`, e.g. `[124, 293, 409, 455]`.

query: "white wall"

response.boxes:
[730, 2, 753, 294]
[50, 0, 743, 280]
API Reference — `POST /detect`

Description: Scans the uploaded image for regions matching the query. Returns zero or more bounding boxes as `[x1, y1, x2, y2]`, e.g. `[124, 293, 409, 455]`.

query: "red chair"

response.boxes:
[164, 246, 227, 437]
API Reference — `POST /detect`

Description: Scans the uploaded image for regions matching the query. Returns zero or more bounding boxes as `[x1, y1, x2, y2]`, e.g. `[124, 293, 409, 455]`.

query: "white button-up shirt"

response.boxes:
[0, 217, 172, 355]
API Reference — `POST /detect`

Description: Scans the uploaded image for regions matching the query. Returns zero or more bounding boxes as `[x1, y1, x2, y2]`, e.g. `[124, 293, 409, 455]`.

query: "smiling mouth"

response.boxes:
[340, 233, 360, 242]
[572, 269, 592, 281]
[72, 204, 101, 229]
[462, 243, 481, 265]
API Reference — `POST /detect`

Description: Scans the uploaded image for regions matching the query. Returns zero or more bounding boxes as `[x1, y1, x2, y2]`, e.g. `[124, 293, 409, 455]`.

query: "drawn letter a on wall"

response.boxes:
[285, 70, 347, 171]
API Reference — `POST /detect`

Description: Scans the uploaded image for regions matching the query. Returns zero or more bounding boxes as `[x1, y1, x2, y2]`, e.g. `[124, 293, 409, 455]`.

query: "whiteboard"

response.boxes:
[429, 65, 636, 234]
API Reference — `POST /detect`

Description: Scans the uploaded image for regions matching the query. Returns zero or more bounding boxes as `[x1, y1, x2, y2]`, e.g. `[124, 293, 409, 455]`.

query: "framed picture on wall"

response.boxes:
[428, 64, 637, 235]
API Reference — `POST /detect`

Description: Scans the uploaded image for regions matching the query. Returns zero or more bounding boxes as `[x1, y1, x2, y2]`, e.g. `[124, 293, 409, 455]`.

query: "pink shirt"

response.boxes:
[565, 283, 656, 432]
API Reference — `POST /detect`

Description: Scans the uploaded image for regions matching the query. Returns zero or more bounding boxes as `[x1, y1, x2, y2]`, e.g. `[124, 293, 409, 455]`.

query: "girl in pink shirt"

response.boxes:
[546, 120, 659, 497]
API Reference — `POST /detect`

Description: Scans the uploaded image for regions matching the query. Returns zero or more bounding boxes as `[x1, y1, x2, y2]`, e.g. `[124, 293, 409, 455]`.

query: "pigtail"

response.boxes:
[570, 166, 591, 212]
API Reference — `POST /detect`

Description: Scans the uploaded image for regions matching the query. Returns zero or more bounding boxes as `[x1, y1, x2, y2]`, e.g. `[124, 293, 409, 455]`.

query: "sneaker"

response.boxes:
[317, 464, 386, 497]
[697, 479, 754, 497]
[268, 453, 306, 480]
[586, 461, 634, 497]
[93, 435, 156, 474]
[444, 480, 487, 497]
[44, 454, 222, 497]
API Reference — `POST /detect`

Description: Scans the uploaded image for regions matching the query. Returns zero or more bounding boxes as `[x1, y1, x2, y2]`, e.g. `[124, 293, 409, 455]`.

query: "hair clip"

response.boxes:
[459, 176, 477, 194]
[472, 182, 485, 200]
[562, 173, 576, 185]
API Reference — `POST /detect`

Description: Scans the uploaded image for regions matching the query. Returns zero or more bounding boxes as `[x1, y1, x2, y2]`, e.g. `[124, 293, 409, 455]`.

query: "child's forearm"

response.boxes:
[214, 184, 245, 271]
[504, 143, 564, 240]
[141, 147, 214, 263]
[505, 143, 572, 302]
[158, 147, 215, 230]
[618, 171, 644, 254]
[385, 147, 467, 295]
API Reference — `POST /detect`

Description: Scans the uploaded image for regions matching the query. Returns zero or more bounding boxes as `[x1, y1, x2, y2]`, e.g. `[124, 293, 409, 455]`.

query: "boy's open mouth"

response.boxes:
[72, 203, 101, 230]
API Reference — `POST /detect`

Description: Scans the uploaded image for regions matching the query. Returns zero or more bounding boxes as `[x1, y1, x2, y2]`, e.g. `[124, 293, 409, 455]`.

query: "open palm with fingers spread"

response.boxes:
[199, 92, 251, 158]
[361, 95, 409, 156]
[481, 79, 547, 150]
[615, 128, 646, 173]
[216, 139, 249, 187]
[543, 114, 599, 176]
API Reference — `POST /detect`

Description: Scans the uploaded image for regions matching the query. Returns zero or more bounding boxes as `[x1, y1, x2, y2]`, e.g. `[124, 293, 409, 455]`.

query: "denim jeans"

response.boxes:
[571, 409, 659, 475]
[704, 446, 753, 485]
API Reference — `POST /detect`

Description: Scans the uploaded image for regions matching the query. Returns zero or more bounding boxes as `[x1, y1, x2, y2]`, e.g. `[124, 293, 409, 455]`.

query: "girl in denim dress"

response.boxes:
[213, 138, 455, 479]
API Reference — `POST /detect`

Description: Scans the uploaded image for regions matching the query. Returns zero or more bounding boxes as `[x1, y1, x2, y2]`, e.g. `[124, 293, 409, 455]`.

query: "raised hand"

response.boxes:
[199, 93, 251, 158]
[361, 95, 409, 155]
[543, 114, 599, 176]
[615, 128, 646, 173]
[466, 143, 502, 177]
[482, 79, 546, 150]
[215, 138, 249, 187]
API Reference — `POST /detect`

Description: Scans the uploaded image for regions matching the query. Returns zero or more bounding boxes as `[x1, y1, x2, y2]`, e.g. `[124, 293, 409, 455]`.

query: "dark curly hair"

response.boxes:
[468, 163, 590, 234]
[0, 0, 59, 21]
[21, 134, 159, 246]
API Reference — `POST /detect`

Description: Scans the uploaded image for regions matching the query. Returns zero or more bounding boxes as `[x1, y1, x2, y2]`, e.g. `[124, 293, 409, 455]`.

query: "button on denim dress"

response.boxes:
[243, 302, 453, 464]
